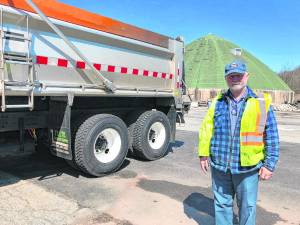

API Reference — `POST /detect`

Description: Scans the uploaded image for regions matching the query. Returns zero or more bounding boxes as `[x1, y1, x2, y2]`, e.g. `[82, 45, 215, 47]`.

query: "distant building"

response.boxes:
[230, 48, 242, 56]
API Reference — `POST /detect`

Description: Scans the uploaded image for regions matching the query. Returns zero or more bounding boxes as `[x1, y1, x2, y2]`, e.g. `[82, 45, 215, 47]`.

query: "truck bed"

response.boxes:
[0, 1, 184, 98]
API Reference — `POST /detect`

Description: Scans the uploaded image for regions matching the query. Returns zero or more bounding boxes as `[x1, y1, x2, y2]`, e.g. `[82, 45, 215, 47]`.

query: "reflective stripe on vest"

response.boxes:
[240, 93, 269, 147]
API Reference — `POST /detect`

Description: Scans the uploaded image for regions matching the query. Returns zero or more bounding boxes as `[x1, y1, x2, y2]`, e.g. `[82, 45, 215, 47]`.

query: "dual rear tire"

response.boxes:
[131, 110, 171, 160]
[69, 110, 171, 177]
[73, 114, 128, 177]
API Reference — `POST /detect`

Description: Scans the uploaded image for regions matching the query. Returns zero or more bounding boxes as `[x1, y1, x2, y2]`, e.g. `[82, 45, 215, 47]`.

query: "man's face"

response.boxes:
[225, 72, 249, 92]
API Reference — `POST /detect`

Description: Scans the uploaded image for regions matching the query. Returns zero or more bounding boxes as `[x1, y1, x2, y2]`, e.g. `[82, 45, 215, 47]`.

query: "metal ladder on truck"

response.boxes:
[0, 8, 34, 112]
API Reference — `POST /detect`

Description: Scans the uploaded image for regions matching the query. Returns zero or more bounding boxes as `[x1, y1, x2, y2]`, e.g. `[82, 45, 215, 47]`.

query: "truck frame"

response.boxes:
[0, 0, 188, 176]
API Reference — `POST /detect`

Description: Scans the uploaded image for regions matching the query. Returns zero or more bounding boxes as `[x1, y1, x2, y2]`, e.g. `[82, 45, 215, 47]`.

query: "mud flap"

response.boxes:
[48, 97, 72, 160]
[167, 106, 176, 143]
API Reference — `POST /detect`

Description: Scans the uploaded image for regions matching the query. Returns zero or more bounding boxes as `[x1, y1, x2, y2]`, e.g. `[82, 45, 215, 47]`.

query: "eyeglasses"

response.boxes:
[227, 74, 245, 80]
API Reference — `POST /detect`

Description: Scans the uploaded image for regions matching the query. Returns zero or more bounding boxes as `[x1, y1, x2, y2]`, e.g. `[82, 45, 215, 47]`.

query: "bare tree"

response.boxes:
[279, 66, 300, 92]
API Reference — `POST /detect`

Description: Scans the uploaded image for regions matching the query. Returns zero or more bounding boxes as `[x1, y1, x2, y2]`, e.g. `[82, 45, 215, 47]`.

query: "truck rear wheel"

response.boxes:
[125, 110, 144, 157]
[74, 114, 129, 176]
[65, 115, 91, 171]
[132, 110, 171, 160]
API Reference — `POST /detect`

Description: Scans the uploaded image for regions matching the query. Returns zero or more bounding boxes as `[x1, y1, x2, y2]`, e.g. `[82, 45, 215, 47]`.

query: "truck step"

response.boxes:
[5, 104, 32, 109]
[5, 86, 33, 92]
[3, 33, 30, 42]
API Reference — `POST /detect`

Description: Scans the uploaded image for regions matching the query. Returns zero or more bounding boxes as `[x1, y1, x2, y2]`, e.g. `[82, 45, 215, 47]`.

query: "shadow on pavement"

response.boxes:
[183, 192, 215, 225]
[170, 140, 185, 148]
[126, 141, 184, 162]
[183, 193, 239, 225]
[138, 178, 215, 224]
[138, 178, 285, 225]
[167, 140, 185, 154]
[0, 150, 131, 187]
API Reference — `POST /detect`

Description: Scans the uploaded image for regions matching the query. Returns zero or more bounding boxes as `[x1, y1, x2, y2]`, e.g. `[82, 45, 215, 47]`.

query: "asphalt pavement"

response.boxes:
[0, 106, 300, 225]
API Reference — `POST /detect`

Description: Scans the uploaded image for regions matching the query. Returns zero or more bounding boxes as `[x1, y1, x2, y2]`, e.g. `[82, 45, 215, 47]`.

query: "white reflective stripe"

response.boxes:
[48, 57, 58, 66]
[257, 93, 267, 133]
[114, 66, 121, 73]
[241, 135, 263, 143]
[257, 93, 264, 98]
[101, 64, 108, 72]
[35, 56, 173, 80]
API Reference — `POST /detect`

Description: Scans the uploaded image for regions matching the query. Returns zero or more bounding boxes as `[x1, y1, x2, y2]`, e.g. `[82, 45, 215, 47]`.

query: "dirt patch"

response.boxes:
[73, 213, 133, 225]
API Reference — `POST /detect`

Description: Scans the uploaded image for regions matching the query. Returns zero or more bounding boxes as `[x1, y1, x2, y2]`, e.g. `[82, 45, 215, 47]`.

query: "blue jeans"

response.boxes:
[211, 167, 259, 225]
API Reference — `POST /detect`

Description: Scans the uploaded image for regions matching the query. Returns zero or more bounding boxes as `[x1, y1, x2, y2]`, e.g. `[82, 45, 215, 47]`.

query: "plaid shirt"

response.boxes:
[209, 87, 280, 174]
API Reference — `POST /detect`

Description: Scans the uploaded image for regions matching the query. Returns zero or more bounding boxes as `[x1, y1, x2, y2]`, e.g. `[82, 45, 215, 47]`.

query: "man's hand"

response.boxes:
[199, 156, 209, 174]
[259, 167, 273, 180]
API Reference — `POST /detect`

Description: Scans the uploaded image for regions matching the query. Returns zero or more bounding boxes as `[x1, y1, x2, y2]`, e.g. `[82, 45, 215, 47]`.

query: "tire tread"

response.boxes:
[132, 111, 170, 160]
[74, 114, 127, 175]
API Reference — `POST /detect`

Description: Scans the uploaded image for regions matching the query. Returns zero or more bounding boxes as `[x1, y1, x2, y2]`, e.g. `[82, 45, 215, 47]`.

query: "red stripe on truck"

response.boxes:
[36, 56, 48, 65]
[132, 69, 139, 75]
[35, 56, 174, 81]
[93, 63, 101, 71]
[76, 61, 86, 69]
[108, 65, 115, 72]
[58, 58, 68, 67]
[121, 67, 128, 74]
[143, 70, 149, 76]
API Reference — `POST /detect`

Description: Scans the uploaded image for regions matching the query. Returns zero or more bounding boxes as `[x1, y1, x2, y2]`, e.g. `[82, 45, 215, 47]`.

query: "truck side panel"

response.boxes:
[1, 8, 181, 95]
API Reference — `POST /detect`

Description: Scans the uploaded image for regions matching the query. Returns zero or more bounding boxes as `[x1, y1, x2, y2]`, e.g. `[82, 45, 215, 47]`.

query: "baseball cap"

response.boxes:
[225, 60, 247, 77]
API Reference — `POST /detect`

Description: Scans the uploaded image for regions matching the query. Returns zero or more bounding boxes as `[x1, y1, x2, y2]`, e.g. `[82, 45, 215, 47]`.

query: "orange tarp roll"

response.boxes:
[0, 0, 170, 48]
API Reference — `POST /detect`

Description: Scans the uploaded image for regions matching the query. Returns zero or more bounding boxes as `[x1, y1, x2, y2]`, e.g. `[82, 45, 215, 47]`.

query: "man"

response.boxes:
[198, 60, 279, 225]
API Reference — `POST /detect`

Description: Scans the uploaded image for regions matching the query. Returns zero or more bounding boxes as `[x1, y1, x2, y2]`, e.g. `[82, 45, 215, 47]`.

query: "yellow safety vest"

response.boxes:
[198, 92, 272, 166]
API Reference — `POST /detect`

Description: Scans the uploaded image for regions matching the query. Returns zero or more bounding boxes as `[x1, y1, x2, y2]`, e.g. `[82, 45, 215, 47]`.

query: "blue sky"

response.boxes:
[60, 0, 300, 73]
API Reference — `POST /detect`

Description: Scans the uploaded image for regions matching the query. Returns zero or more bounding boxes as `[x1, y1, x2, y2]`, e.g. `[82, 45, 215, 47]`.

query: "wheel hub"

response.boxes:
[93, 128, 121, 163]
[149, 129, 157, 143]
[95, 135, 108, 153]
[147, 122, 166, 150]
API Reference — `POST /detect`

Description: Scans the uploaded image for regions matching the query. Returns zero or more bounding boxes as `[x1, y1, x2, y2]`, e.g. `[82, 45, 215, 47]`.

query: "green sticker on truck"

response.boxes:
[53, 130, 68, 144]
[52, 130, 69, 153]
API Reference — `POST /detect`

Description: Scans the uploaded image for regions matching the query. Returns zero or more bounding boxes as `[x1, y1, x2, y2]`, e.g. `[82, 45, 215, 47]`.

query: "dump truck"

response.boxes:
[0, 0, 188, 176]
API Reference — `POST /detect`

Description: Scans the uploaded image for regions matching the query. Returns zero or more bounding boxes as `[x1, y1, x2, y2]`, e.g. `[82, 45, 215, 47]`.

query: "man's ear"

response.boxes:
[243, 72, 249, 80]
